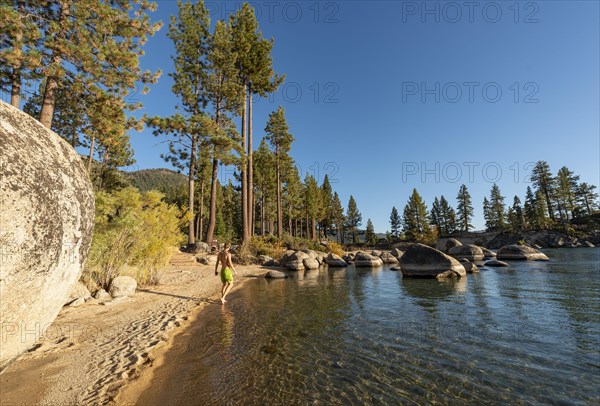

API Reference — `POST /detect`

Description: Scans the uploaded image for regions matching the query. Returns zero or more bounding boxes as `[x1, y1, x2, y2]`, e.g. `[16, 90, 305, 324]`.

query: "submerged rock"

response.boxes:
[449, 245, 485, 261]
[496, 245, 549, 261]
[484, 259, 510, 267]
[265, 270, 287, 279]
[0, 101, 95, 370]
[399, 244, 466, 278]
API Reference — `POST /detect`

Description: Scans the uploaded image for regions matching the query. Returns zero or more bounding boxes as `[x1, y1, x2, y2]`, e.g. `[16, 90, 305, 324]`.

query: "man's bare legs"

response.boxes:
[221, 282, 233, 304]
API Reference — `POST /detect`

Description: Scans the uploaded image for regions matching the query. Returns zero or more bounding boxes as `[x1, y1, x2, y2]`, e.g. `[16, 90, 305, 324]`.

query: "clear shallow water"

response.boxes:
[138, 249, 600, 405]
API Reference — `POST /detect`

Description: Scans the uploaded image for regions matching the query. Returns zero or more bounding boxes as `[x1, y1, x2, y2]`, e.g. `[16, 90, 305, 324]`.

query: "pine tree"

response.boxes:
[204, 18, 244, 247]
[346, 195, 362, 244]
[576, 182, 599, 216]
[389, 206, 401, 239]
[146, 0, 210, 246]
[230, 3, 284, 241]
[254, 139, 276, 235]
[402, 188, 433, 243]
[283, 163, 302, 237]
[439, 196, 456, 235]
[531, 160, 556, 221]
[1, 0, 43, 108]
[508, 196, 525, 232]
[303, 174, 322, 240]
[430, 197, 442, 234]
[488, 183, 506, 230]
[265, 106, 293, 238]
[483, 197, 493, 231]
[524, 186, 536, 228]
[365, 219, 377, 246]
[555, 166, 579, 220]
[29, 1, 161, 128]
[320, 175, 334, 238]
[456, 184, 474, 231]
[331, 192, 345, 243]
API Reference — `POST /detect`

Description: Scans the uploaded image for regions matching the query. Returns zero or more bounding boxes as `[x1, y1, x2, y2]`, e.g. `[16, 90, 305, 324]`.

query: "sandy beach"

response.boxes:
[0, 252, 267, 405]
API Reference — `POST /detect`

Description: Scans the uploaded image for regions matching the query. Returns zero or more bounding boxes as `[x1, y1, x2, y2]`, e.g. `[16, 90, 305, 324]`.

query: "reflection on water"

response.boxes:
[138, 249, 600, 405]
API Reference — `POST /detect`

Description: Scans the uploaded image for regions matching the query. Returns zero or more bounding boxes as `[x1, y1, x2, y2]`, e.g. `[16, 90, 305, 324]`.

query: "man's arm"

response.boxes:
[228, 253, 238, 275]
[214, 255, 220, 276]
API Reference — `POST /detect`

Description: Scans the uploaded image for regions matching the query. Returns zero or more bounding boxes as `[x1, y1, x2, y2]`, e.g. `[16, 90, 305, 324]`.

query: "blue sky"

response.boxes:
[126, 0, 599, 232]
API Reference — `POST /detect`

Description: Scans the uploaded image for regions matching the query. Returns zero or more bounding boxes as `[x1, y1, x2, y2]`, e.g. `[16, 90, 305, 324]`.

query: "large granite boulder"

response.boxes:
[285, 252, 309, 271]
[188, 241, 210, 254]
[380, 252, 399, 264]
[278, 250, 297, 266]
[0, 101, 95, 370]
[302, 257, 320, 270]
[326, 253, 347, 267]
[399, 244, 466, 278]
[109, 276, 137, 298]
[496, 245, 549, 261]
[448, 244, 485, 261]
[354, 252, 384, 267]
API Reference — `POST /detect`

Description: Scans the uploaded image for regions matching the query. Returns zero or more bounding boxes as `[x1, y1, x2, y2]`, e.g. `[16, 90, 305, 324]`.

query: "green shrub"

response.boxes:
[83, 187, 184, 289]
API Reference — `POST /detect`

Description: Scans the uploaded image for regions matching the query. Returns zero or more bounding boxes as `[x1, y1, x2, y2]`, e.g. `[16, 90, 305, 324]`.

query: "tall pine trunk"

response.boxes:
[187, 134, 196, 245]
[247, 84, 254, 238]
[206, 104, 221, 246]
[198, 180, 204, 241]
[39, 0, 70, 128]
[9, 2, 24, 108]
[276, 152, 283, 238]
[206, 157, 219, 245]
[87, 135, 95, 173]
[241, 88, 248, 243]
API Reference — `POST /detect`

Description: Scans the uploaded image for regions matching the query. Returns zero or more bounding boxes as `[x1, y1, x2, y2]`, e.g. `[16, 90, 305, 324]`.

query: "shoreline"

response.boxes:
[0, 252, 268, 405]
[112, 281, 250, 405]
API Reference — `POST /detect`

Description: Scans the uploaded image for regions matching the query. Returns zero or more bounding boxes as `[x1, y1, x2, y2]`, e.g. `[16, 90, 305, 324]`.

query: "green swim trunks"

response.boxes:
[220, 267, 233, 283]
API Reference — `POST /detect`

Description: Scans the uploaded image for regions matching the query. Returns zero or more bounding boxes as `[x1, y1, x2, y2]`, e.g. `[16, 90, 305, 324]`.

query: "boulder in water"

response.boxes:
[480, 247, 496, 258]
[399, 244, 466, 278]
[448, 245, 485, 261]
[445, 238, 462, 253]
[380, 252, 399, 264]
[496, 245, 549, 261]
[265, 270, 287, 279]
[326, 253, 347, 267]
[0, 101, 95, 370]
[303, 257, 320, 270]
[459, 258, 479, 273]
[354, 252, 384, 267]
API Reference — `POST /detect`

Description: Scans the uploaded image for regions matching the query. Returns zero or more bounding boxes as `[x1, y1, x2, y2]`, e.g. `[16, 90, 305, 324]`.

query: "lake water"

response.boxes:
[137, 248, 600, 405]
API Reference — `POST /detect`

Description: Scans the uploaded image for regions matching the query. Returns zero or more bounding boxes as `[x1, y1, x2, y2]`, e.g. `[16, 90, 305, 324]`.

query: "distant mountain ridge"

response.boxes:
[124, 168, 187, 204]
